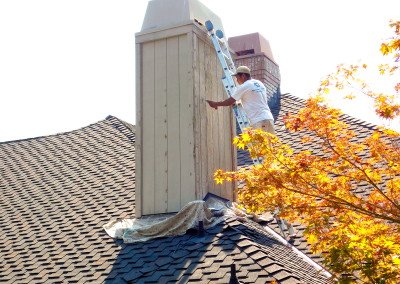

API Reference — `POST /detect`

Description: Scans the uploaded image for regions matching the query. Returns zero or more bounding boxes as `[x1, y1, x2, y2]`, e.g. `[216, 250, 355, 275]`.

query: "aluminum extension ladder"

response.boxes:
[205, 20, 261, 166]
[205, 20, 295, 238]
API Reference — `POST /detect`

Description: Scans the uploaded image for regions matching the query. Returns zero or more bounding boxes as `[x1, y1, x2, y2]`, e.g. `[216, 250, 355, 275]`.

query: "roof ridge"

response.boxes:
[0, 116, 135, 146]
[281, 93, 381, 130]
[105, 115, 135, 144]
[281, 93, 306, 101]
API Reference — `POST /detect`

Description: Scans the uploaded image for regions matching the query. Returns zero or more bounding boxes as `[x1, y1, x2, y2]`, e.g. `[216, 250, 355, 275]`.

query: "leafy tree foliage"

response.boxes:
[215, 20, 400, 283]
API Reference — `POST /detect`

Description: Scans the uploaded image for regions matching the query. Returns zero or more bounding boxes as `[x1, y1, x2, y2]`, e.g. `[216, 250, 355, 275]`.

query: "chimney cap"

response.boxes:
[141, 0, 225, 36]
[228, 32, 275, 62]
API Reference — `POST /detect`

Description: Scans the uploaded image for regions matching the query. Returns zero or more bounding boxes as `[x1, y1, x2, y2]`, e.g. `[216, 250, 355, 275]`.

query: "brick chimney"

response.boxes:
[228, 33, 281, 120]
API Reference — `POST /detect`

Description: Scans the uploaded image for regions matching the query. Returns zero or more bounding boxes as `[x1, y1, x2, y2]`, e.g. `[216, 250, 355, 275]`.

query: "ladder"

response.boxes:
[205, 20, 295, 237]
[205, 20, 261, 166]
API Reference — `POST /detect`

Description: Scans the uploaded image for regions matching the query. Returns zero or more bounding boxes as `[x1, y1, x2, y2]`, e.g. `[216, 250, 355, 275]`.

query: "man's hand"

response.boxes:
[206, 97, 235, 109]
[206, 100, 218, 109]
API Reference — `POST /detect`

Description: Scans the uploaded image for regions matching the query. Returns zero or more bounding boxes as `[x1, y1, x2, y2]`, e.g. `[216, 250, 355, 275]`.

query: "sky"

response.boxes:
[0, 0, 399, 142]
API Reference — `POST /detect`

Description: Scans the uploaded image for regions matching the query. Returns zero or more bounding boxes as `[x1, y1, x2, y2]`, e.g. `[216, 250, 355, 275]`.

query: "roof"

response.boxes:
[275, 93, 379, 155]
[0, 113, 333, 283]
[1, 116, 136, 283]
[1, 94, 383, 283]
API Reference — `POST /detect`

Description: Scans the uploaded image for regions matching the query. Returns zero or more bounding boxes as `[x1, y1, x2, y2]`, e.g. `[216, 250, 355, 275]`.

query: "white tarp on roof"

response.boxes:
[103, 200, 228, 243]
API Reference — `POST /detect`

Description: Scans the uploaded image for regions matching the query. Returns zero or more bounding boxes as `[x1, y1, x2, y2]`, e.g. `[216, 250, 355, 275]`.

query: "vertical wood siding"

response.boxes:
[142, 41, 156, 215]
[166, 36, 181, 212]
[179, 33, 196, 206]
[192, 32, 235, 201]
[137, 25, 235, 215]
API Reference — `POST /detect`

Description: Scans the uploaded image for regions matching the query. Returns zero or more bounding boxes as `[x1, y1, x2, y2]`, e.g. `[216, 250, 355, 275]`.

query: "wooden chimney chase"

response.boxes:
[135, 0, 236, 217]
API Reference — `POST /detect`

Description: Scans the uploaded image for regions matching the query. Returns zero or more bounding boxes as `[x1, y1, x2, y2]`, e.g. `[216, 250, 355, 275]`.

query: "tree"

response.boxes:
[214, 20, 400, 283]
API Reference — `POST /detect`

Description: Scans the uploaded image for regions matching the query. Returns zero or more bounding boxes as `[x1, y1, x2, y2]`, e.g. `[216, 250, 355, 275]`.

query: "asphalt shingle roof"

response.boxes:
[106, 218, 329, 283]
[1, 116, 136, 283]
[2, 92, 382, 283]
[0, 112, 333, 283]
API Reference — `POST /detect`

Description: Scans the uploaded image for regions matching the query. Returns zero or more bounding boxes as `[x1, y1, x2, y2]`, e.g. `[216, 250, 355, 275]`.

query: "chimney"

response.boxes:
[135, 0, 237, 217]
[228, 33, 281, 120]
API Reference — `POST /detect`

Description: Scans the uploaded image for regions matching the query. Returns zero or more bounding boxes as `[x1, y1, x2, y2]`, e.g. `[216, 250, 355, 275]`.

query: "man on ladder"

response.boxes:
[206, 65, 275, 135]
[204, 21, 294, 238]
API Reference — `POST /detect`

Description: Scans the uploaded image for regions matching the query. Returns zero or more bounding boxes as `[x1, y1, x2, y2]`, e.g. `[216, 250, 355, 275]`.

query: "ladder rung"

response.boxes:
[223, 53, 232, 62]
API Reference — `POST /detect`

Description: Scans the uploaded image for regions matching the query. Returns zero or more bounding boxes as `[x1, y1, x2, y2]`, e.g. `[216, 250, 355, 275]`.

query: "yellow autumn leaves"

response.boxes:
[213, 19, 400, 283]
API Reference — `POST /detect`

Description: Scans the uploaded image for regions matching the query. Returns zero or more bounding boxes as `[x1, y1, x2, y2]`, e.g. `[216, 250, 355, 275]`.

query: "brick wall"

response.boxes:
[233, 52, 281, 120]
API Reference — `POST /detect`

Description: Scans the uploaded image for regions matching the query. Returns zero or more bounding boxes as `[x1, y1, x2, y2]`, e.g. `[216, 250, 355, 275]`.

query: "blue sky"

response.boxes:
[0, 0, 399, 142]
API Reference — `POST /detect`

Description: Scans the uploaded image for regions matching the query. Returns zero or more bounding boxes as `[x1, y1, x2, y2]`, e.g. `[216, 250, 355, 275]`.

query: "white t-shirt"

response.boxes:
[231, 79, 274, 125]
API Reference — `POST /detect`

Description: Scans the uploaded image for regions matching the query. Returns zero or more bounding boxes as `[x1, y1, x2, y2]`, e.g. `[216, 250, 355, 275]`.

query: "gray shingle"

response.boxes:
[0, 114, 333, 283]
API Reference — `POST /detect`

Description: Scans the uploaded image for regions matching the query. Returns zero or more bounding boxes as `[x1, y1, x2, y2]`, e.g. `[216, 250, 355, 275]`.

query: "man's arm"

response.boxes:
[206, 97, 236, 109]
